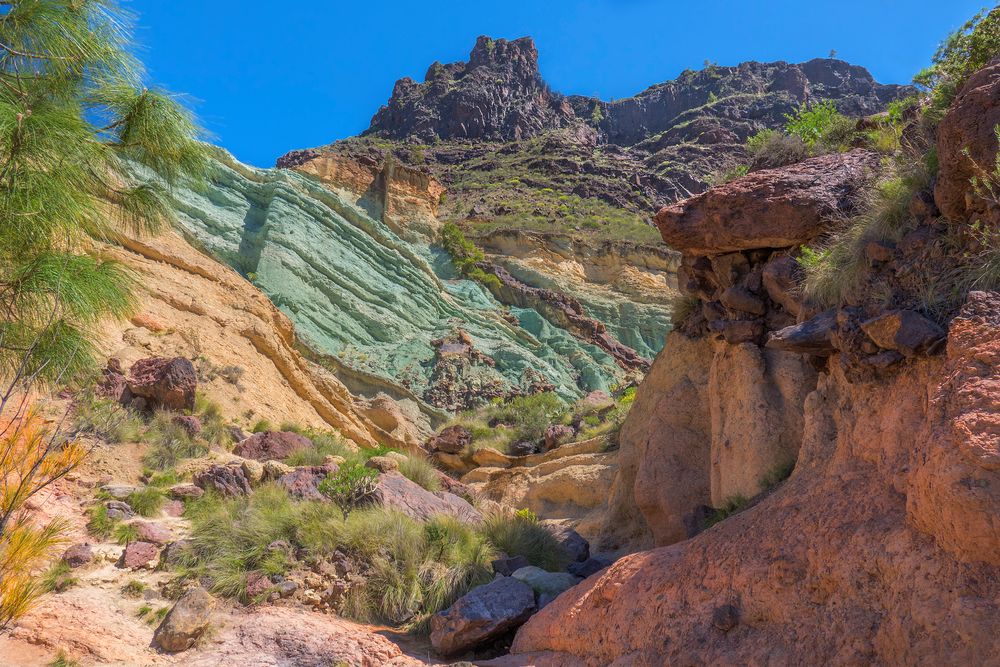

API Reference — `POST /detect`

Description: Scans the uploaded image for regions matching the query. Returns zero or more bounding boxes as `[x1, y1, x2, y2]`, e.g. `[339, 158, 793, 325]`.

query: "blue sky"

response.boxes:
[129, 1, 989, 166]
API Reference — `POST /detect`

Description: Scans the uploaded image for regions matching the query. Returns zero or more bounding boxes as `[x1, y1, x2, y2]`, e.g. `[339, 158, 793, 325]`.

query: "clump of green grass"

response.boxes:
[251, 419, 273, 434]
[121, 579, 147, 598]
[87, 504, 118, 539]
[48, 650, 81, 667]
[196, 394, 233, 448]
[42, 561, 77, 593]
[480, 511, 568, 572]
[72, 391, 144, 443]
[801, 149, 934, 308]
[143, 410, 208, 470]
[114, 522, 140, 546]
[182, 484, 506, 631]
[283, 428, 353, 466]
[760, 459, 796, 490]
[397, 454, 441, 493]
[705, 495, 750, 528]
[126, 486, 166, 517]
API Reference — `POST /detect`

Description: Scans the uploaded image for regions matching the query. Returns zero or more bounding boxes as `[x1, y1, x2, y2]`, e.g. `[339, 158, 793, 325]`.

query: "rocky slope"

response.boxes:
[98, 226, 429, 450]
[501, 57, 1000, 665]
[161, 152, 639, 410]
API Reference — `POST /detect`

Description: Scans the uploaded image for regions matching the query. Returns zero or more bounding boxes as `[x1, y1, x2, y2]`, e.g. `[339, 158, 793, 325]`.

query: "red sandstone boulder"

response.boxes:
[62, 543, 93, 568]
[127, 357, 197, 411]
[375, 471, 482, 524]
[935, 57, 1000, 224]
[427, 425, 472, 454]
[233, 431, 312, 461]
[119, 541, 160, 569]
[655, 150, 879, 254]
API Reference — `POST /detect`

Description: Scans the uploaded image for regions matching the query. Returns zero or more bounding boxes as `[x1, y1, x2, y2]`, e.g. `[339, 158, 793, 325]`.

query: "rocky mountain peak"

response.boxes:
[365, 35, 572, 142]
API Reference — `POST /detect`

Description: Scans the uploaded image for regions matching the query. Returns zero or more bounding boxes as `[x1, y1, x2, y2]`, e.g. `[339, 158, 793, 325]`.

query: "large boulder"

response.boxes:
[935, 57, 1000, 224]
[233, 431, 312, 461]
[427, 425, 472, 454]
[539, 520, 589, 563]
[126, 357, 197, 412]
[194, 464, 252, 497]
[375, 471, 482, 524]
[655, 150, 879, 254]
[153, 587, 216, 653]
[430, 576, 536, 656]
[860, 309, 945, 357]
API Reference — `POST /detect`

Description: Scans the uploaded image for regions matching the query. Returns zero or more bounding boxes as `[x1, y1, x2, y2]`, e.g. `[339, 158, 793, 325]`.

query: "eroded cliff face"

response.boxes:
[505, 57, 1000, 667]
[98, 228, 429, 450]
[161, 152, 636, 409]
[511, 306, 1000, 664]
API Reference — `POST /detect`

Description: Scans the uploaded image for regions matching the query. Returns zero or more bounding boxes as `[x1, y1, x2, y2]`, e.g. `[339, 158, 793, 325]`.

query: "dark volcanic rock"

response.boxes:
[430, 576, 537, 656]
[427, 425, 472, 454]
[194, 464, 252, 497]
[126, 357, 197, 412]
[366, 36, 573, 142]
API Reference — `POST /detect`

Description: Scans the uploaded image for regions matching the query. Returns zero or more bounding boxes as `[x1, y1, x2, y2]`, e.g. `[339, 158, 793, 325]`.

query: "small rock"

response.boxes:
[133, 521, 173, 545]
[493, 555, 531, 576]
[508, 441, 537, 457]
[119, 541, 160, 569]
[127, 356, 197, 412]
[430, 576, 536, 656]
[172, 415, 202, 437]
[721, 320, 764, 345]
[365, 455, 399, 473]
[767, 308, 838, 354]
[105, 500, 134, 520]
[567, 556, 612, 578]
[62, 543, 93, 568]
[543, 424, 575, 451]
[427, 425, 472, 454]
[245, 571, 272, 598]
[240, 458, 265, 485]
[720, 286, 766, 316]
[233, 431, 312, 462]
[276, 580, 298, 598]
[153, 587, 216, 653]
[169, 484, 204, 500]
[101, 484, 137, 500]
[862, 350, 904, 369]
[539, 521, 589, 563]
[262, 460, 294, 481]
[194, 464, 252, 497]
[277, 466, 329, 501]
[162, 500, 184, 517]
[712, 603, 740, 632]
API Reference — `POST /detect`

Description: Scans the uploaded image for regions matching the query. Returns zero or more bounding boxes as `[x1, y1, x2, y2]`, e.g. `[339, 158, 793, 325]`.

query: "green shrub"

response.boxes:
[196, 395, 233, 448]
[72, 392, 143, 443]
[783, 101, 851, 149]
[126, 487, 166, 518]
[760, 459, 796, 490]
[318, 462, 378, 519]
[251, 419, 273, 433]
[41, 561, 77, 593]
[481, 511, 568, 571]
[746, 129, 810, 169]
[143, 410, 208, 470]
[397, 454, 441, 493]
[487, 392, 565, 444]
[915, 8, 1000, 119]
